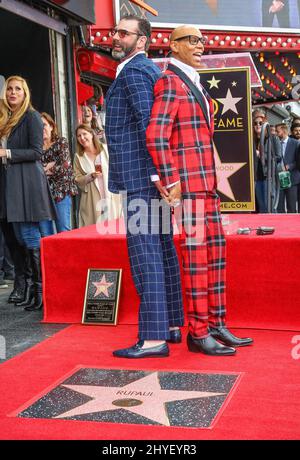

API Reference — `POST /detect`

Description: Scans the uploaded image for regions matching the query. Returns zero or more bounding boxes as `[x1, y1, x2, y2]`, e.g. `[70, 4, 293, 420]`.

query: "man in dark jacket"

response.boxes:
[276, 123, 300, 213]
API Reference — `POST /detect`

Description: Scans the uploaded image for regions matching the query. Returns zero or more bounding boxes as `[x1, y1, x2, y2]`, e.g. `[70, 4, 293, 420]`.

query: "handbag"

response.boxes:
[279, 143, 292, 189]
[278, 170, 292, 189]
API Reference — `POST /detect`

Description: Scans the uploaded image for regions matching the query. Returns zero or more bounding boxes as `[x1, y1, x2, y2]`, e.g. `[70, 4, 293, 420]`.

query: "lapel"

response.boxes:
[106, 53, 146, 103]
[284, 138, 291, 162]
[8, 112, 28, 140]
[167, 63, 210, 129]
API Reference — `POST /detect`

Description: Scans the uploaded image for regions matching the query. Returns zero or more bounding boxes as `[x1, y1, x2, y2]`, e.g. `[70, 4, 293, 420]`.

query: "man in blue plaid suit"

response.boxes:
[105, 14, 184, 358]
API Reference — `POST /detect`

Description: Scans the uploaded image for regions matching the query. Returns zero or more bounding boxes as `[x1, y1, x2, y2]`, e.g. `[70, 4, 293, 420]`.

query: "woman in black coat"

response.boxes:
[0, 75, 56, 311]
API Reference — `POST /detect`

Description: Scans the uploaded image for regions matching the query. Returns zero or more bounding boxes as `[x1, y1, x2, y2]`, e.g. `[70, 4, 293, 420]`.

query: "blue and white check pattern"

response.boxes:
[124, 188, 184, 340]
[105, 54, 161, 193]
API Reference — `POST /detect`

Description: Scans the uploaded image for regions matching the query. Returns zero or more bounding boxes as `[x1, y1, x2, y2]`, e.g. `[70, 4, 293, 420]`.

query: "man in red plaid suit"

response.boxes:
[146, 25, 253, 356]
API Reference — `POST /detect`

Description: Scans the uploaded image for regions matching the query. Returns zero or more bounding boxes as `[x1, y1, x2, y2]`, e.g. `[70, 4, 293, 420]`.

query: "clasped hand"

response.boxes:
[154, 180, 182, 207]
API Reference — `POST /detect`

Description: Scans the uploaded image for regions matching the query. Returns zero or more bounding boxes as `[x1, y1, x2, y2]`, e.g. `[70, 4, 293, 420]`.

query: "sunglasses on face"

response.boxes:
[254, 121, 263, 126]
[111, 28, 142, 39]
[176, 35, 207, 46]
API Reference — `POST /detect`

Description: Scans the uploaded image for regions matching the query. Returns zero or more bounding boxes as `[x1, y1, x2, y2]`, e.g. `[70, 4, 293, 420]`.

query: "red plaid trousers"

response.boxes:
[177, 192, 226, 338]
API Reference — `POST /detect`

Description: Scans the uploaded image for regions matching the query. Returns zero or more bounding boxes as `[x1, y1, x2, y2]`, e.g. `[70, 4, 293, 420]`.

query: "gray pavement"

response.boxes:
[0, 282, 67, 363]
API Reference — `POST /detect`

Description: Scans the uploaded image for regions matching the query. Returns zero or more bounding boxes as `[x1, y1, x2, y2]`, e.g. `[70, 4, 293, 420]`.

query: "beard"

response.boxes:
[111, 39, 138, 61]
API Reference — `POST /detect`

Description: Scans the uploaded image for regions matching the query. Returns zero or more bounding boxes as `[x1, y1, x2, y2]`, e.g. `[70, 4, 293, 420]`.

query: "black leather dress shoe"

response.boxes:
[113, 341, 169, 359]
[167, 329, 182, 344]
[187, 333, 236, 356]
[209, 327, 253, 347]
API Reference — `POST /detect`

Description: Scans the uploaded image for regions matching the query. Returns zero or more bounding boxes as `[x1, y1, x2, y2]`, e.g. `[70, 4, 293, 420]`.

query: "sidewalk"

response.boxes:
[0, 284, 66, 363]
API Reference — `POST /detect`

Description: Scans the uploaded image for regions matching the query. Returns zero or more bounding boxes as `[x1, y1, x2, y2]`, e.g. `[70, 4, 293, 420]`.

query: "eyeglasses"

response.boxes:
[111, 28, 142, 39]
[254, 121, 263, 126]
[176, 35, 207, 46]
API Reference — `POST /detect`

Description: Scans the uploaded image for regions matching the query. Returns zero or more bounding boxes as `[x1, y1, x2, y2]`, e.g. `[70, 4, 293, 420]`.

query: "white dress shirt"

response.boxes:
[116, 51, 146, 77]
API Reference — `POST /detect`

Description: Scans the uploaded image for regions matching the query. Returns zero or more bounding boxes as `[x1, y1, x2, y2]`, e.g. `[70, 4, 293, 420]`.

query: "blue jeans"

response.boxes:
[13, 222, 43, 250]
[255, 180, 267, 213]
[39, 195, 72, 236]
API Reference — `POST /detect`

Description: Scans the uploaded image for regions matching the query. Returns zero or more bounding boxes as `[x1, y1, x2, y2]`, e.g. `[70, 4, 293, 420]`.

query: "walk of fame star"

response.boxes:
[217, 88, 243, 115]
[92, 274, 113, 298]
[17, 368, 240, 428]
[55, 372, 225, 426]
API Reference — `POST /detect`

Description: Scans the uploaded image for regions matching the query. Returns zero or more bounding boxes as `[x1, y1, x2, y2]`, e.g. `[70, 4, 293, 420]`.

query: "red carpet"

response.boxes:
[1, 324, 300, 440]
[2, 214, 298, 440]
[42, 214, 300, 330]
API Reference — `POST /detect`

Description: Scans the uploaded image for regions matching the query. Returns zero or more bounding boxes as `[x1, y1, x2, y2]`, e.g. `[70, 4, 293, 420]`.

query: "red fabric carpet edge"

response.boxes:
[1, 324, 300, 440]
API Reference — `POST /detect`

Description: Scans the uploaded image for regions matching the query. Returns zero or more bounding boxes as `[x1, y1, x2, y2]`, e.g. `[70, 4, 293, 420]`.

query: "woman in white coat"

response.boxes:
[74, 124, 122, 227]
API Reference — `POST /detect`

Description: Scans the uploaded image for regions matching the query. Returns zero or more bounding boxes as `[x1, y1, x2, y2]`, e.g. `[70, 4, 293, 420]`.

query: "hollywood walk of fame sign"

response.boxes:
[82, 269, 122, 325]
[199, 66, 255, 211]
[17, 368, 241, 428]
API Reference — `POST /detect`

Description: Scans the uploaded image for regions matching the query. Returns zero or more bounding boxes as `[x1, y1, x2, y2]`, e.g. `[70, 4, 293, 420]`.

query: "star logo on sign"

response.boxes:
[55, 372, 225, 426]
[92, 275, 113, 298]
[214, 146, 246, 201]
[231, 81, 237, 87]
[207, 75, 221, 89]
[217, 88, 243, 115]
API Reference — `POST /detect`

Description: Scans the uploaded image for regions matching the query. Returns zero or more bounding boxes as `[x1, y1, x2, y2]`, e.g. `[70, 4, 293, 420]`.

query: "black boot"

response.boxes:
[8, 275, 26, 303]
[15, 248, 33, 307]
[24, 249, 43, 311]
[15, 279, 34, 307]
[8, 244, 32, 304]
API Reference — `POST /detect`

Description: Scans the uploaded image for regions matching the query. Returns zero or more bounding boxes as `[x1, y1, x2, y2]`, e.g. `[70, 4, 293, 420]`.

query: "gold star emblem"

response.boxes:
[207, 75, 221, 89]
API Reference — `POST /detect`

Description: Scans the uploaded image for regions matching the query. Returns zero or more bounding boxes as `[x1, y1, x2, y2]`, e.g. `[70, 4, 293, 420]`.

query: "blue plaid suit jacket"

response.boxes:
[105, 53, 162, 193]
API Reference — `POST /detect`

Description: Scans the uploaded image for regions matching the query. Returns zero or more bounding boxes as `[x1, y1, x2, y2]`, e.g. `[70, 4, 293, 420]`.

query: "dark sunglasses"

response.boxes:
[176, 35, 207, 46]
[254, 121, 263, 126]
[111, 28, 142, 39]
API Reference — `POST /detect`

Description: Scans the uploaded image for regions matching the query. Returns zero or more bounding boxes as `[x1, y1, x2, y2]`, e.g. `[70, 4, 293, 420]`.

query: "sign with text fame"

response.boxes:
[199, 67, 255, 211]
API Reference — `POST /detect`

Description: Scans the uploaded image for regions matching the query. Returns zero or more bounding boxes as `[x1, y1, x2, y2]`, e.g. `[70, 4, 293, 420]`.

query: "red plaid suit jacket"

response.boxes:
[146, 69, 217, 193]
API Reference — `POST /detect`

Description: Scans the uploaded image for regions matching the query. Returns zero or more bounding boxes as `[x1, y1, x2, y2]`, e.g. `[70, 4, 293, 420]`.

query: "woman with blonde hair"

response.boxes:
[74, 124, 122, 227]
[0, 75, 56, 311]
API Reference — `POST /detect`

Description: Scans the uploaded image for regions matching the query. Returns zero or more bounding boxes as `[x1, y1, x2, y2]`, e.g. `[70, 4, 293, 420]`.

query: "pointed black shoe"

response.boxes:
[209, 326, 253, 347]
[113, 341, 169, 359]
[187, 333, 236, 356]
[167, 329, 182, 344]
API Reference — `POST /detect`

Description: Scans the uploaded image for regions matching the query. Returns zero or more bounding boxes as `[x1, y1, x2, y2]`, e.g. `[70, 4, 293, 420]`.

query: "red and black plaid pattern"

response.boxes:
[146, 70, 217, 194]
[179, 193, 226, 338]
